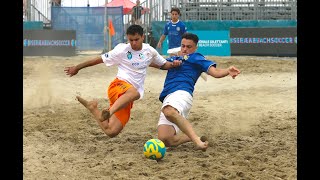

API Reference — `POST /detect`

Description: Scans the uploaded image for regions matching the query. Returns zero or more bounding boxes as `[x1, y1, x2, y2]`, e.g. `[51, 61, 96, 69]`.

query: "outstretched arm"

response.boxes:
[149, 60, 182, 70]
[64, 56, 103, 77]
[157, 35, 167, 49]
[207, 65, 240, 79]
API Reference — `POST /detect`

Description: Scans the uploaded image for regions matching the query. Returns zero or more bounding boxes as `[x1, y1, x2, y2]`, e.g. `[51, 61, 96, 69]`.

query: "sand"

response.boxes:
[23, 54, 297, 179]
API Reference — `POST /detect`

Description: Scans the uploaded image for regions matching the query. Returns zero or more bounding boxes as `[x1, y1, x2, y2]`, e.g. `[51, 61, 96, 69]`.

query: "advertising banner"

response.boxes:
[23, 30, 76, 56]
[230, 27, 297, 57]
[191, 30, 230, 56]
[162, 30, 230, 56]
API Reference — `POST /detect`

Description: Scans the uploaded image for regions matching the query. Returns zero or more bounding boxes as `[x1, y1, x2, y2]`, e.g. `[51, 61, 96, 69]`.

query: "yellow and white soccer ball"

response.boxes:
[143, 139, 166, 161]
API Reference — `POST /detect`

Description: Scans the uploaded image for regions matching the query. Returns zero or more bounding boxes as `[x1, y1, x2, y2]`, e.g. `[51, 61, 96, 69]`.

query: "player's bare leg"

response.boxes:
[162, 105, 209, 151]
[101, 108, 111, 122]
[103, 87, 140, 121]
[76, 96, 107, 122]
[77, 96, 109, 121]
[158, 125, 192, 147]
[76, 96, 123, 137]
[76, 96, 100, 117]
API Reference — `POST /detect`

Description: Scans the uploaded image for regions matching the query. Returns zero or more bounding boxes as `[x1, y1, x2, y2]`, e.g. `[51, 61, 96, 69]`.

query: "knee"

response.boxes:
[162, 106, 178, 122]
[127, 87, 140, 101]
[103, 128, 120, 138]
[158, 135, 173, 147]
[158, 134, 166, 143]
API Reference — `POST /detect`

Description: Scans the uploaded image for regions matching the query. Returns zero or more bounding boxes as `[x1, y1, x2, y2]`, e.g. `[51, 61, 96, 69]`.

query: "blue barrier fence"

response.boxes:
[51, 7, 124, 51]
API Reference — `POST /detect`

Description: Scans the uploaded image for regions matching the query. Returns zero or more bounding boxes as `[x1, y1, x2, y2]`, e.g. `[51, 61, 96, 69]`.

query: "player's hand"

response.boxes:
[228, 66, 241, 79]
[64, 66, 79, 77]
[172, 60, 182, 67]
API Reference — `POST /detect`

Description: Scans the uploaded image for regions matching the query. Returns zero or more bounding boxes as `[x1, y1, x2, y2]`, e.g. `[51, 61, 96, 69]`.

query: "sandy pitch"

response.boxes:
[23, 54, 296, 179]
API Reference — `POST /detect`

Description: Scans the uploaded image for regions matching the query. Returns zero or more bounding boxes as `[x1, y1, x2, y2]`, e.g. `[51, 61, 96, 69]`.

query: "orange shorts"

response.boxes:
[107, 78, 134, 127]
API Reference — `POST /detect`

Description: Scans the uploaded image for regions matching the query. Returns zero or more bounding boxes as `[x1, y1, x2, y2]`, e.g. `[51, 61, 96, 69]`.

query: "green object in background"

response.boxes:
[23, 21, 43, 30]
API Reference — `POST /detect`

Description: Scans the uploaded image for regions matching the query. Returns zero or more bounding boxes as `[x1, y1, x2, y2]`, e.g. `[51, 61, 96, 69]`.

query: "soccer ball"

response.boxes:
[143, 139, 166, 161]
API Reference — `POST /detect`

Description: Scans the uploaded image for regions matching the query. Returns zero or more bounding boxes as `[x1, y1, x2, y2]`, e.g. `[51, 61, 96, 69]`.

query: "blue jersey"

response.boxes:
[159, 53, 216, 102]
[163, 20, 187, 49]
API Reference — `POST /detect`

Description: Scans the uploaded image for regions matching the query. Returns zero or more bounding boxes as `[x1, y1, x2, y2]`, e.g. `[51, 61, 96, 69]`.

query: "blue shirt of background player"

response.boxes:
[163, 20, 187, 49]
[159, 52, 216, 102]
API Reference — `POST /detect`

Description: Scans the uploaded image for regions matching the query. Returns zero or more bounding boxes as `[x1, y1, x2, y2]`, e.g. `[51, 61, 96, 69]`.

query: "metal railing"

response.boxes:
[24, 0, 52, 28]
[141, 0, 296, 22]
[139, 0, 296, 44]
[23, 0, 297, 46]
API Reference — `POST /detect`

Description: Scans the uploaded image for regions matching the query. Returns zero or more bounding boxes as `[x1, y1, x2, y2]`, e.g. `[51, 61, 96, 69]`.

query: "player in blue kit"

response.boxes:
[155, 33, 241, 151]
[157, 7, 187, 56]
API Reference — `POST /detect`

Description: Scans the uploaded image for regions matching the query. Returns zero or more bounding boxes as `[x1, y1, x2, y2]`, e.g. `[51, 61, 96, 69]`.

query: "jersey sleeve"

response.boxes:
[101, 43, 123, 66]
[181, 23, 187, 35]
[188, 53, 217, 72]
[150, 47, 167, 66]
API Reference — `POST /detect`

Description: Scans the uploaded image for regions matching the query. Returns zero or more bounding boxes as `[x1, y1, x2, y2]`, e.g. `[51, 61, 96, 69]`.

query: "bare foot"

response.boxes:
[76, 96, 98, 111]
[195, 136, 209, 151]
[101, 108, 111, 122]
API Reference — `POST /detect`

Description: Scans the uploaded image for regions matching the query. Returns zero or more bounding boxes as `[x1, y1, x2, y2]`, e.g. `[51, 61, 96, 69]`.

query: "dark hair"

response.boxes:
[171, 7, 180, 15]
[126, 25, 144, 36]
[182, 33, 199, 45]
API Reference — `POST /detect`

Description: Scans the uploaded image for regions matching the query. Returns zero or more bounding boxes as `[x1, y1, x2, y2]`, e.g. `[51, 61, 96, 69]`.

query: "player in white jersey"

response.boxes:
[64, 25, 181, 138]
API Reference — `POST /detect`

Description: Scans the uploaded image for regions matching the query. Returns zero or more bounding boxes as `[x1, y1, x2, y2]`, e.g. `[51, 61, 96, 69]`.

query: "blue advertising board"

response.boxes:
[161, 30, 230, 56]
[191, 30, 230, 56]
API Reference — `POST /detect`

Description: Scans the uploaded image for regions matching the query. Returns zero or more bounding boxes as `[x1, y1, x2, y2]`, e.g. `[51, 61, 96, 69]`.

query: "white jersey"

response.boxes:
[101, 43, 167, 99]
